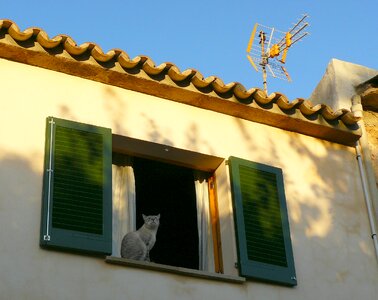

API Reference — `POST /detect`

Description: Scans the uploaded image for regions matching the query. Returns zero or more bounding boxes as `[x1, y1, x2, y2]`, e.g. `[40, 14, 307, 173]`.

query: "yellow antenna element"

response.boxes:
[285, 32, 292, 47]
[269, 44, 280, 58]
[245, 14, 309, 93]
[281, 66, 291, 82]
[246, 23, 258, 53]
[280, 47, 288, 64]
[247, 54, 258, 71]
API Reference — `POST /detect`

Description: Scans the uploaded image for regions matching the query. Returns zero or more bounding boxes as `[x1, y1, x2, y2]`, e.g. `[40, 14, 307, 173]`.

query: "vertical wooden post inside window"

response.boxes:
[208, 175, 224, 273]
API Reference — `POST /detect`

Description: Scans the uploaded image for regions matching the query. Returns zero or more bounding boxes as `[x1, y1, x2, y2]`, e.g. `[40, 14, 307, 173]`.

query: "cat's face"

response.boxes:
[142, 214, 160, 228]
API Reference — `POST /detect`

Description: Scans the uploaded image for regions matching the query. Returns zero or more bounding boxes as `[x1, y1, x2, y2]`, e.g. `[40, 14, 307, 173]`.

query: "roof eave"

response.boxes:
[0, 22, 361, 147]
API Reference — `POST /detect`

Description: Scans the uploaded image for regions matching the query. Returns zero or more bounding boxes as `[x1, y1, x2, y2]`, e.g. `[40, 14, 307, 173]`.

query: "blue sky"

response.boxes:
[3, 1, 377, 100]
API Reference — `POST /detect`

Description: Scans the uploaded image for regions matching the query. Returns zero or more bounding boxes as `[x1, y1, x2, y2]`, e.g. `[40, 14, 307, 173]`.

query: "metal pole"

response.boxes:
[259, 30, 268, 94]
[262, 65, 268, 94]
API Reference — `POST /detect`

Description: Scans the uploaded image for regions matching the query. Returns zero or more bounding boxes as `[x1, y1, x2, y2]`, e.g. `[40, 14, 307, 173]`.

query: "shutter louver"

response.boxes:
[52, 126, 104, 235]
[229, 157, 297, 286]
[40, 117, 112, 255]
[239, 165, 287, 267]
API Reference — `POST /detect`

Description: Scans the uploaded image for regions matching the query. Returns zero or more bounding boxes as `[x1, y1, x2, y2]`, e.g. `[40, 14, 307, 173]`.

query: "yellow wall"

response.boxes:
[1, 58, 377, 300]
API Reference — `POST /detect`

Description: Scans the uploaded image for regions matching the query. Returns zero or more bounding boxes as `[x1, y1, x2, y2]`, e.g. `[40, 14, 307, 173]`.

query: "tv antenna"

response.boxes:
[246, 14, 309, 94]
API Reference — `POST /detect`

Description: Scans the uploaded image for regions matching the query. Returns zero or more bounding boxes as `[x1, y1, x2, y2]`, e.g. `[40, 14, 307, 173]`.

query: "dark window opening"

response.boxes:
[133, 157, 199, 270]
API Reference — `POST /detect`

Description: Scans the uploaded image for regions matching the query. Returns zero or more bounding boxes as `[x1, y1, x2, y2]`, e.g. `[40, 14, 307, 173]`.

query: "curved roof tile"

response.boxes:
[0, 19, 361, 142]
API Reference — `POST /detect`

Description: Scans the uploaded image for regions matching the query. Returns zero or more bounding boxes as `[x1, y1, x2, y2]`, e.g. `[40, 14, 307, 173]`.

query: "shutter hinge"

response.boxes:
[234, 262, 239, 269]
[225, 160, 229, 166]
[44, 117, 55, 242]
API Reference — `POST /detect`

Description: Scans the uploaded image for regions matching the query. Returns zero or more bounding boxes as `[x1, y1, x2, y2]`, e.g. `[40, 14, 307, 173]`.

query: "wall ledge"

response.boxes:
[105, 256, 246, 284]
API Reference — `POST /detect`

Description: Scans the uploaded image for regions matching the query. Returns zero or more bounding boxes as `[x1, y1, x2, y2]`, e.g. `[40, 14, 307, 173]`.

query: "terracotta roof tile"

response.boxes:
[0, 19, 361, 145]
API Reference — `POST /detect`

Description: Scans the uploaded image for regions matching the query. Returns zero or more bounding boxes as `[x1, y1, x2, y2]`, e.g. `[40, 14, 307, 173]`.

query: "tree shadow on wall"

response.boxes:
[233, 117, 376, 292]
[100, 87, 376, 293]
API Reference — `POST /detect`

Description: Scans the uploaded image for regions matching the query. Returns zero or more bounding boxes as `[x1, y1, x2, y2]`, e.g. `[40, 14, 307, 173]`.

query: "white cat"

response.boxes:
[120, 214, 160, 261]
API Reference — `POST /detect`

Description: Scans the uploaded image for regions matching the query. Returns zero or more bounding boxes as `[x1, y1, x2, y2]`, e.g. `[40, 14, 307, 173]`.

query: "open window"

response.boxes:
[41, 117, 223, 273]
[112, 156, 213, 270]
[40, 117, 296, 285]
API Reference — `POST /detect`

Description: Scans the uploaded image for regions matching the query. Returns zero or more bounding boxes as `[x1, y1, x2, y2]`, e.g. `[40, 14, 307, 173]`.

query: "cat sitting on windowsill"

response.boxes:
[120, 214, 160, 262]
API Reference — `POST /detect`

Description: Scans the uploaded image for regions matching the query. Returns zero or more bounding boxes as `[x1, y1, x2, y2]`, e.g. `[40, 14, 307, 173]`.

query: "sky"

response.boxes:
[2, 0, 377, 101]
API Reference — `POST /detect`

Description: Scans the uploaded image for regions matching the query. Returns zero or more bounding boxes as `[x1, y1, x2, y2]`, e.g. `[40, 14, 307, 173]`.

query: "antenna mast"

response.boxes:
[246, 14, 309, 94]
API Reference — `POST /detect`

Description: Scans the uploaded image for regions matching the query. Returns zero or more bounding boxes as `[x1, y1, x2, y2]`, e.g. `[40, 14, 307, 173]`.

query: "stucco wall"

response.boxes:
[1, 58, 377, 300]
[363, 110, 378, 186]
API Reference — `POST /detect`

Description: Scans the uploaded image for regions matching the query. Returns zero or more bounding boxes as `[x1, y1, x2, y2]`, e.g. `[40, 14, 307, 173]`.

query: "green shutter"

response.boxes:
[228, 156, 297, 286]
[40, 117, 112, 255]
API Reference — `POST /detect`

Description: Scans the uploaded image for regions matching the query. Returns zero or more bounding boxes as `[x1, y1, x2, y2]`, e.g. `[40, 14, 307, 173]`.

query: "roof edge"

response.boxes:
[0, 19, 361, 146]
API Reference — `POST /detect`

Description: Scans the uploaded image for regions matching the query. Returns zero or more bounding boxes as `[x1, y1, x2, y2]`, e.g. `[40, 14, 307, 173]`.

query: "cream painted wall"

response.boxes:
[1, 58, 378, 300]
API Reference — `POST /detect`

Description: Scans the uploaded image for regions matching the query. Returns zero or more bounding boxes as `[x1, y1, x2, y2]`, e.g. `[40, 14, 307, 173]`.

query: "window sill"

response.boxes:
[105, 256, 245, 284]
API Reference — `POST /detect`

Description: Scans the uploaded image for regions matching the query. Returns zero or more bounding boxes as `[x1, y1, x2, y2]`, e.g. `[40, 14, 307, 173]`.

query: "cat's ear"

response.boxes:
[142, 214, 147, 221]
[157, 214, 160, 219]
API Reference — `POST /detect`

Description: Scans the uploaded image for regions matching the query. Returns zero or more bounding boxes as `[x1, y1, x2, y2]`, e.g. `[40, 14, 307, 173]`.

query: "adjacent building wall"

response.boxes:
[1, 58, 378, 300]
[358, 74, 378, 188]
[363, 110, 378, 184]
[309, 59, 378, 110]
[310, 59, 378, 227]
